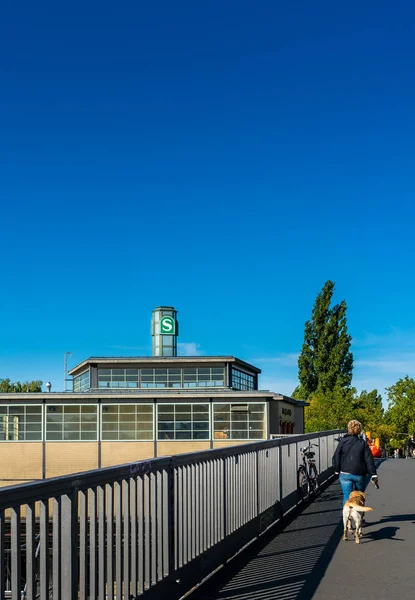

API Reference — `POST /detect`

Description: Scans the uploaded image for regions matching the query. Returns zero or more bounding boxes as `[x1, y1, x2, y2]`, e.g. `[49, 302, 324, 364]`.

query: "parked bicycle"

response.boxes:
[297, 442, 319, 501]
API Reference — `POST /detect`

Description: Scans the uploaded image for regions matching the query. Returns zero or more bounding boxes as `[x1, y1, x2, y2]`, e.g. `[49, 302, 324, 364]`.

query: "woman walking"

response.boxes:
[333, 419, 379, 505]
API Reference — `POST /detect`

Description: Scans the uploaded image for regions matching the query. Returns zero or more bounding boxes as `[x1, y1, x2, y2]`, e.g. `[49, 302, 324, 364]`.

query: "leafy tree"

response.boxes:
[384, 376, 415, 436]
[304, 386, 356, 432]
[352, 389, 384, 434]
[0, 379, 43, 393]
[294, 280, 353, 399]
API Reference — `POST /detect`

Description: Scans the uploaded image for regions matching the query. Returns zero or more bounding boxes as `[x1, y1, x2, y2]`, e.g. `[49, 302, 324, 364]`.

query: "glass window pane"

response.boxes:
[26, 406, 42, 414]
[26, 432, 41, 441]
[194, 431, 209, 439]
[81, 432, 97, 441]
[176, 431, 192, 440]
[119, 422, 135, 431]
[81, 423, 97, 432]
[102, 422, 118, 431]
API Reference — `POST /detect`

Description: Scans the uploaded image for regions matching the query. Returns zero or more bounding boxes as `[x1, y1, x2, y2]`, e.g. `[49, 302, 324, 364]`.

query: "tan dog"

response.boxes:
[343, 491, 373, 544]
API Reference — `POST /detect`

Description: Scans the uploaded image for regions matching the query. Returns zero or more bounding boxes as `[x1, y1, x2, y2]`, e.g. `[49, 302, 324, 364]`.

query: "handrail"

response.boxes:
[0, 429, 344, 600]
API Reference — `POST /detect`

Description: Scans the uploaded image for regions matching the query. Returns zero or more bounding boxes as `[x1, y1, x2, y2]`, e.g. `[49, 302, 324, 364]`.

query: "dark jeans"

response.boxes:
[339, 473, 370, 506]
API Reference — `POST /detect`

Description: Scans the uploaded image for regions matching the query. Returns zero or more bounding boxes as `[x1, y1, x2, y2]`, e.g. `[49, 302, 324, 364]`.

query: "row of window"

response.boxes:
[0, 403, 266, 442]
[93, 367, 227, 389]
[73, 370, 90, 393]
[231, 368, 256, 391]
[73, 367, 259, 391]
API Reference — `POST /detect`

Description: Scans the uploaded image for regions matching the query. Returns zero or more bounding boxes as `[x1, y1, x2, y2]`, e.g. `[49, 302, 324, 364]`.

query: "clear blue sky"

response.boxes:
[1, 1, 414, 400]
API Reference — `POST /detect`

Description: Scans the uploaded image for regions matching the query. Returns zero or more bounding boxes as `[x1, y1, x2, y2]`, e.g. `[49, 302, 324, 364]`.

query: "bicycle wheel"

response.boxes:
[297, 465, 310, 501]
[309, 463, 319, 494]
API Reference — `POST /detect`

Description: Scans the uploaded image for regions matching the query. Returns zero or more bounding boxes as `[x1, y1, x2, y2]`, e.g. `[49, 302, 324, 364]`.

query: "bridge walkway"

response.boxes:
[190, 459, 415, 600]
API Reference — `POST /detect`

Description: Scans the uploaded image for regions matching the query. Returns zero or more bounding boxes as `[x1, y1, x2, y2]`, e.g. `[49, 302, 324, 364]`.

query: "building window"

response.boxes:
[97, 367, 225, 389]
[73, 370, 90, 392]
[101, 404, 154, 441]
[98, 369, 139, 389]
[140, 369, 182, 388]
[46, 405, 98, 441]
[0, 405, 43, 441]
[182, 368, 225, 388]
[157, 403, 210, 440]
[213, 403, 265, 440]
[231, 368, 256, 391]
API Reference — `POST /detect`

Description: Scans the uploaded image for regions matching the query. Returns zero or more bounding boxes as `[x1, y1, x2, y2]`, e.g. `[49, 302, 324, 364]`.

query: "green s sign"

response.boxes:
[160, 316, 176, 335]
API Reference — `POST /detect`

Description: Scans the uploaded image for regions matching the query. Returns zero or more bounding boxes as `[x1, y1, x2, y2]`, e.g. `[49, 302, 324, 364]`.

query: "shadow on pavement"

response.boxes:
[363, 526, 404, 542]
[191, 481, 345, 600]
[369, 513, 415, 526]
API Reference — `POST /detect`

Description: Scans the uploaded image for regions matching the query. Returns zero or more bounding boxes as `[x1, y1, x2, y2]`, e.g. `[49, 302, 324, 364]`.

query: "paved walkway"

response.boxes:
[190, 459, 415, 600]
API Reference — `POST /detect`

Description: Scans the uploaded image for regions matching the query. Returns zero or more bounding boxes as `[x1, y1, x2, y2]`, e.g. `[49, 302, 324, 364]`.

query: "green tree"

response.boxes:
[0, 379, 43, 393]
[352, 389, 384, 434]
[304, 386, 356, 432]
[294, 280, 353, 399]
[384, 376, 415, 436]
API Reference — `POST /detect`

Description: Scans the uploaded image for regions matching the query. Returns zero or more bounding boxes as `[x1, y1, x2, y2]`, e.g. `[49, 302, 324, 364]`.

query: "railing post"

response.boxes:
[318, 432, 327, 475]
[278, 440, 283, 505]
[223, 456, 227, 538]
[61, 488, 79, 600]
[0, 510, 4, 600]
[168, 458, 175, 579]
[11, 506, 21, 600]
[256, 449, 260, 517]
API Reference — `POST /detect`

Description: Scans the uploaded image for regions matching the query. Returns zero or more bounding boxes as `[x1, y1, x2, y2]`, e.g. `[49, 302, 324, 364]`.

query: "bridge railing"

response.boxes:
[0, 430, 343, 600]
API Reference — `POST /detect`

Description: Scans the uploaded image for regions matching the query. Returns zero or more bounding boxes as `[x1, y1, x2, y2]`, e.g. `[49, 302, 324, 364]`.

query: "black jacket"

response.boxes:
[332, 434, 377, 476]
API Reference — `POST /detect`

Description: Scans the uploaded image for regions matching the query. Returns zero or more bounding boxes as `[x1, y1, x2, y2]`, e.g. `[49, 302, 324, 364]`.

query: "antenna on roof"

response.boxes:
[64, 352, 72, 392]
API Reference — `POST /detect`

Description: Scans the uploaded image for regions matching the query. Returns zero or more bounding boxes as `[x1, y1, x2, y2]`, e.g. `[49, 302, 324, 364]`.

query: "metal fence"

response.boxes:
[0, 430, 343, 600]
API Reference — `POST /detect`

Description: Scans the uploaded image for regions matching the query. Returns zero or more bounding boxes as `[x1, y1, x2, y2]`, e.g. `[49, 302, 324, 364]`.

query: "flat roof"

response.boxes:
[69, 356, 261, 376]
[0, 390, 307, 405]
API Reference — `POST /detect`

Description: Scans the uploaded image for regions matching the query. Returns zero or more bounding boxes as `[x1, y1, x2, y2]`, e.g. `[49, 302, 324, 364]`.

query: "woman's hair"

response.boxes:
[347, 420, 362, 436]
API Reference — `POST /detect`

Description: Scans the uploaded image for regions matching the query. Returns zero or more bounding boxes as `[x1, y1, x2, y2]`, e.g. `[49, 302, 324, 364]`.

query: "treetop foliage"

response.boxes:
[295, 282, 415, 448]
[0, 379, 43, 393]
[295, 280, 353, 399]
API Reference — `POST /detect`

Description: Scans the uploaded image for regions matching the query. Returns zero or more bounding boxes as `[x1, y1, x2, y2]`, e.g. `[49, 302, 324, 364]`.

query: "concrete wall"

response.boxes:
[0, 443, 43, 483]
[157, 441, 210, 456]
[101, 442, 154, 467]
[45, 443, 99, 477]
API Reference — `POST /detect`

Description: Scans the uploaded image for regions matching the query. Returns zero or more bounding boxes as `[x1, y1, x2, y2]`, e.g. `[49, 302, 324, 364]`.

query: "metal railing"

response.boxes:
[0, 430, 342, 600]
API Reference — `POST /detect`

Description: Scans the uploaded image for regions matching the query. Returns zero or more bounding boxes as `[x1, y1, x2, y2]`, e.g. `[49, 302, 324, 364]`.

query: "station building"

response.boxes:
[0, 307, 306, 486]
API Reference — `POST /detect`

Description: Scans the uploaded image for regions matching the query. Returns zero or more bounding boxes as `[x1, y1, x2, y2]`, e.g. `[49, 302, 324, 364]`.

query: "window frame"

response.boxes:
[97, 367, 226, 390]
[231, 367, 257, 391]
[212, 401, 267, 441]
[0, 404, 43, 442]
[156, 402, 211, 441]
[101, 403, 155, 442]
[73, 369, 91, 393]
[45, 404, 99, 442]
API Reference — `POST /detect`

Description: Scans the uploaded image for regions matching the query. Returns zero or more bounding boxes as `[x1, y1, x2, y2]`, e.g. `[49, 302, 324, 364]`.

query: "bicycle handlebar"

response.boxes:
[300, 443, 319, 451]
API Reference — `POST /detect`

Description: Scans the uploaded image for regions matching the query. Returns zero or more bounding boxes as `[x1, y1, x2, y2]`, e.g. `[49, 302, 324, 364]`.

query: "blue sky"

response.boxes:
[1, 1, 415, 402]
